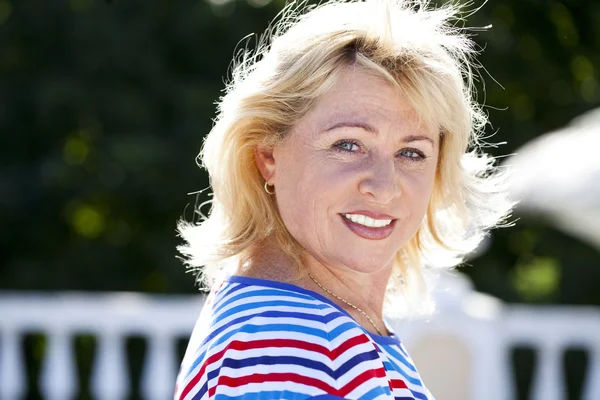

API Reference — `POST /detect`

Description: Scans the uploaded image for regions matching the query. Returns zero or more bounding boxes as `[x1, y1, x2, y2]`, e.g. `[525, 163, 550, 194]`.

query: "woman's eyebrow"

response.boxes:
[324, 121, 378, 134]
[403, 135, 435, 148]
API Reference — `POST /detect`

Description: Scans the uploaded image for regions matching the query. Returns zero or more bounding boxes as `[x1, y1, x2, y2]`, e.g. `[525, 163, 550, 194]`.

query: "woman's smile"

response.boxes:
[340, 212, 397, 240]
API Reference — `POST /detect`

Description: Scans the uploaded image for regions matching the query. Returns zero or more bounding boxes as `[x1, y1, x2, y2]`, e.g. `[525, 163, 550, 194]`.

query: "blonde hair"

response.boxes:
[178, 0, 513, 315]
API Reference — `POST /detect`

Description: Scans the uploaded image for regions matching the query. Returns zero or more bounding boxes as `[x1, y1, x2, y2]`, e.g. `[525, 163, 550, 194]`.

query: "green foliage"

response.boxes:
[0, 0, 598, 307]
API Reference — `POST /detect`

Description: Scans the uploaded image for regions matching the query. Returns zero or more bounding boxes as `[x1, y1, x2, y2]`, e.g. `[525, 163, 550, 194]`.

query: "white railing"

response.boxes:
[391, 274, 600, 400]
[393, 305, 600, 400]
[1, 275, 599, 400]
[0, 292, 205, 400]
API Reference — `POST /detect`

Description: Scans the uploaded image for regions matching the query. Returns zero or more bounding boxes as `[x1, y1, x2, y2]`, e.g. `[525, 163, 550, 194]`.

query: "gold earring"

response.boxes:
[264, 181, 275, 195]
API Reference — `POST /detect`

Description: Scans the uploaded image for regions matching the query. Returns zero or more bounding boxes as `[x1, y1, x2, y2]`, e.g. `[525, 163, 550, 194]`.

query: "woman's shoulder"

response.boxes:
[178, 275, 345, 369]
[202, 276, 357, 345]
[174, 276, 382, 400]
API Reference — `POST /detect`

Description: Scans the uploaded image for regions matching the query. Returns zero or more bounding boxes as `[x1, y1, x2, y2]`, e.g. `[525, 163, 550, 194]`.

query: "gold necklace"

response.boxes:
[308, 273, 384, 336]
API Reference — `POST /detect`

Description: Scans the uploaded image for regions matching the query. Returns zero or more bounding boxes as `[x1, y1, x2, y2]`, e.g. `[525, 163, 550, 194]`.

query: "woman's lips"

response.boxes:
[340, 214, 396, 240]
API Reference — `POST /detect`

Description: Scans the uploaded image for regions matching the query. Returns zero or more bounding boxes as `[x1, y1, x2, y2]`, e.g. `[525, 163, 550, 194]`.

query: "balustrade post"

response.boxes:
[39, 330, 78, 400]
[582, 343, 600, 400]
[141, 333, 177, 400]
[0, 328, 26, 400]
[531, 341, 566, 400]
[91, 332, 129, 400]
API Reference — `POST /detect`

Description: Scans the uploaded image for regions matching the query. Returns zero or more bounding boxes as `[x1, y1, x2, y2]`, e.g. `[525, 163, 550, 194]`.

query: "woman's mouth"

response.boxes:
[340, 213, 396, 240]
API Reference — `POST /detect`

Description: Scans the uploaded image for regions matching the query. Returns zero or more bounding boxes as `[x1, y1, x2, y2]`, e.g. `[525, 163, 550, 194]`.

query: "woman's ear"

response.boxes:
[254, 145, 276, 184]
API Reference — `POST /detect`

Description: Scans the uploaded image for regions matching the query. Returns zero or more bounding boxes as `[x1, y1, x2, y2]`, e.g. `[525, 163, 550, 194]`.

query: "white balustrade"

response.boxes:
[504, 307, 600, 400]
[0, 292, 204, 400]
[0, 281, 598, 400]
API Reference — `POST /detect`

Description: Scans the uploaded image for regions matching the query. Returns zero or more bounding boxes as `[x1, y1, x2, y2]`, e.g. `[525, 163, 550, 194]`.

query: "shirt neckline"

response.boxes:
[225, 275, 401, 346]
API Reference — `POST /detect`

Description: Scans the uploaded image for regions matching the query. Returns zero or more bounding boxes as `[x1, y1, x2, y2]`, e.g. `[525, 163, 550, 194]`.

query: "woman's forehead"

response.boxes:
[304, 95, 436, 138]
[308, 69, 427, 122]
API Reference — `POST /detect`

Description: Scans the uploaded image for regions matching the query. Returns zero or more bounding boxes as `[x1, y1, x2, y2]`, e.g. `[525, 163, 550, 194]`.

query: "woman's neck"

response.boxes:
[302, 251, 391, 324]
[235, 242, 392, 335]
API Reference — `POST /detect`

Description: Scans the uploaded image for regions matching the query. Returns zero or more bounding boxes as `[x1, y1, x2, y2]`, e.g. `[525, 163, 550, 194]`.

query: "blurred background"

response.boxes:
[0, 0, 598, 399]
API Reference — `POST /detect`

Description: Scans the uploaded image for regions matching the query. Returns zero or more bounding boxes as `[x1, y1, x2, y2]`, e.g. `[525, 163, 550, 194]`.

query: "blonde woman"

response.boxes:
[175, 0, 512, 399]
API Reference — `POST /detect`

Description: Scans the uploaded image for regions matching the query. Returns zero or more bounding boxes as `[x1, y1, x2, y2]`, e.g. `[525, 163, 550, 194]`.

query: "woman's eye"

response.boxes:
[399, 149, 426, 160]
[335, 140, 360, 152]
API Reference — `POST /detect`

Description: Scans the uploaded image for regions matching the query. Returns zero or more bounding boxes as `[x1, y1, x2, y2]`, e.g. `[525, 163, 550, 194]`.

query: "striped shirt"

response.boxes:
[175, 276, 434, 400]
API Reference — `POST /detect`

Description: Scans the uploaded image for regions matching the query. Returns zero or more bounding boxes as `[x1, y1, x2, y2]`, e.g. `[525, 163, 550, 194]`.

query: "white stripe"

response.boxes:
[345, 378, 389, 399]
[335, 358, 386, 387]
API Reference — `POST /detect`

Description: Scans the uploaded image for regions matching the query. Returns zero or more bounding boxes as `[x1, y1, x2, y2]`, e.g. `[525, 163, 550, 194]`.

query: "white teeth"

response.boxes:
[343, 214, 392, 228]
[357, 214, 366, 226]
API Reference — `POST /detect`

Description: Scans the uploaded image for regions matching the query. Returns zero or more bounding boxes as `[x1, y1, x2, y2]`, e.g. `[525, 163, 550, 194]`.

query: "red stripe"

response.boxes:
[179, 364, 202, 399]
[339, 367, 387, 397]
[389, 378, 409, 389]
[180, 349, 220, 400]
[181, 334, 374, 399]
[211, 373, 339, 396]
[228, 337, 370, 361]
[331, 334, 371, 359]
[233, 338, 333, 359]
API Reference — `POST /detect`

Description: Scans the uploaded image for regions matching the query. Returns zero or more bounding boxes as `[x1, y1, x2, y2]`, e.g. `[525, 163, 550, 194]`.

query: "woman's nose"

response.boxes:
[357, 158, 402, 204]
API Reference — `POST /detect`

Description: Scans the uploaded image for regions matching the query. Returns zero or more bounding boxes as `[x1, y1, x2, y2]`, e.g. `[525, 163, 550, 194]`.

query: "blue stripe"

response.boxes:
[335, 350, 380, 378]
[213, 288, 317, 315]
[383, 349, 431, 399]
[212, 283, 246, 310]
[382, 345, 418, 372]
[358, 384, 391, 400]
[186, 349, 208, 379]
[211, 355, 332, 381]
[191, 379, 208, 400]
[329, 321, 365, 339]
[382, 361, 423, 387]
[215, 300, 331, 322]
[211, 322, 333, 350]
[215, 390, 311, 400]
[205, 309, 343, 350]
[397, 343, 410, 358]
[212, 349, 379, 381]
[410, 391, 430, 400]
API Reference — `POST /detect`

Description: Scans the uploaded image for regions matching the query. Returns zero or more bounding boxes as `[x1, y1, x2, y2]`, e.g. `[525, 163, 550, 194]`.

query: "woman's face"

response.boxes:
[256, 67, 440, 275]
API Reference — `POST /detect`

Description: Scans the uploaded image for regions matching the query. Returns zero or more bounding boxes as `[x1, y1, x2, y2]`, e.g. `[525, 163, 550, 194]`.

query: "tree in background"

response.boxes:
[0, 0, 598, 298]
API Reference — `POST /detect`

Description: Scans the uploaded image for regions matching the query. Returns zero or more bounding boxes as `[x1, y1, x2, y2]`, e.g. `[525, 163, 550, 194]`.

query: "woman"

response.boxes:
[175, 0, 512, 399]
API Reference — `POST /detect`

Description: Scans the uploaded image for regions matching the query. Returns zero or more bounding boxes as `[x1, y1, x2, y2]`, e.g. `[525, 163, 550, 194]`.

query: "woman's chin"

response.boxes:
[331, 255, 396, 275]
